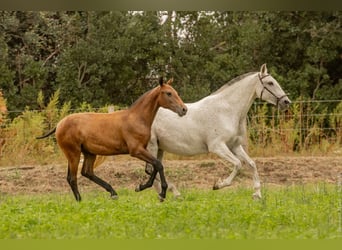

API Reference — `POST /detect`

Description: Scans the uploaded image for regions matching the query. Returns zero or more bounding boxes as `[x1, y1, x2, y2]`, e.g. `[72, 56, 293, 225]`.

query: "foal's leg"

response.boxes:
[232, 145, 261, 199]
[145, 148, 181, 198]
[144, 139, 159, 175]
[58, 140, 83, 201]
[67, 163, 81, 201]
[132, 147, 168, 201]
[65, 153, 82, 201]
[209, 143, 242, 189]
[81, 153, 118, 199]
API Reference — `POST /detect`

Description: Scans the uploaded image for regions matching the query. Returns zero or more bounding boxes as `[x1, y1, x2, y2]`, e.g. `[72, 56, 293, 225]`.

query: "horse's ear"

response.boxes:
[159, 77, 164, 86]
[166, 78, 173, 85]
[260, 63, 268, 76]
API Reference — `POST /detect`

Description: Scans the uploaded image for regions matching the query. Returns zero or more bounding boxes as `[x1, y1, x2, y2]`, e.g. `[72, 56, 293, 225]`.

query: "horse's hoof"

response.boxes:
[213, 181, 221, 190]
[173, 194, 184, 201]
[252, 192, 262, 200]
[111, 195, 119, 200]
[135, 185, 141, 192]
[213, 178, 222, 190]
[173, 193, 182, 199]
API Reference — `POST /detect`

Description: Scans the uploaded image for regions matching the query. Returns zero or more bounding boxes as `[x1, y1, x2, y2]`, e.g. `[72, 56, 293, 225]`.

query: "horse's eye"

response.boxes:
[267, 81, 274, 86]
[166, 92, 172, 97]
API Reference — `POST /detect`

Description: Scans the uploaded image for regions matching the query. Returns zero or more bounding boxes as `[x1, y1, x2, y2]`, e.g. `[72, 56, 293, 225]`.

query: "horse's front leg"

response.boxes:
[233, 145, 261, 199]
[209, 143, 242, 189]
[131, 148, 168, 201]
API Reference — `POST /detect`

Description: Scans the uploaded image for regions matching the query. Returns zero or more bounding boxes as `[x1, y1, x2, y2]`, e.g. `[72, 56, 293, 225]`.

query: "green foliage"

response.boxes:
[330, 101, 342, 144]
[0, 89, 122, 165]
[55, 11, 168, 107]
[0, 11, 340, 112]
[0, 185, 340, 239]
[44, 88, 62, 127]
[1, 97, 341, 166]
[0, 11, 341, 163]
[247, 98, 341, 156]
[1, 89, 68, 164]
[1, 108, 54, 164]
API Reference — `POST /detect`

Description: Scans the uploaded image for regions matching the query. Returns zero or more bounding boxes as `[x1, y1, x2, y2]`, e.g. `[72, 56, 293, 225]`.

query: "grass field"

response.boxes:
[1, 184, 341, 239]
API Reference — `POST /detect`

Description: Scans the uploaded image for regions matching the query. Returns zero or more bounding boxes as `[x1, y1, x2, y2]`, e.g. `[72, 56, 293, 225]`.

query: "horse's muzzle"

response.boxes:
[278, 97, 291, 111]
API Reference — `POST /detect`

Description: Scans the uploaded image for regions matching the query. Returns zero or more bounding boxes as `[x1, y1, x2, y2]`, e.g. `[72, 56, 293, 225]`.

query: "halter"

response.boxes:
[258, 74, 288, 106]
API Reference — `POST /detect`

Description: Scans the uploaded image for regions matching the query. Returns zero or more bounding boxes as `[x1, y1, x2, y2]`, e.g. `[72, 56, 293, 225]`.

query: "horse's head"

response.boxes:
[158, 77, 187, 117]
[256, 64, 291, 110]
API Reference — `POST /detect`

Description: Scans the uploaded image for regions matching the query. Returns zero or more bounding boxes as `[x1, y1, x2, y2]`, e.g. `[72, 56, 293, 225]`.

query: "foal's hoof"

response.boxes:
[158, 194, 165, 202]
[135, 185, 141, 192]
[111, 195, 119, 200]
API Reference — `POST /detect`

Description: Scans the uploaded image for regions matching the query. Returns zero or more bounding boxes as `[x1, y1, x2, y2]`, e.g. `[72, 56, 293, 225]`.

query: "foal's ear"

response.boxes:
[260, 63, 268, 76]
[159, 77, 164, 86]
[166, 78, 173, 85]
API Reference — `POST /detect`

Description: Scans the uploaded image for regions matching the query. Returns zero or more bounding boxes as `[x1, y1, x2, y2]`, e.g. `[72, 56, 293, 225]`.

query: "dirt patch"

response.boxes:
[1, 156, 342, 196]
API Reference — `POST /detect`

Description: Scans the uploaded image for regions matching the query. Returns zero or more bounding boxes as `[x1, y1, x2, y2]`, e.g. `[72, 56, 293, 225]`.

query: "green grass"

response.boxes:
[0, 184, 341, 239]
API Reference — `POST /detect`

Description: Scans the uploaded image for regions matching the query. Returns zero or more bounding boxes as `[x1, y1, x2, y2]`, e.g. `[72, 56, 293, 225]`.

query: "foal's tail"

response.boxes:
[36, 127, 56, 139]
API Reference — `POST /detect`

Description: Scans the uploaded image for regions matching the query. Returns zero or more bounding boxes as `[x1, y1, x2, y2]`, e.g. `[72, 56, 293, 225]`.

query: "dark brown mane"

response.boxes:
[129, 88, 155, 108]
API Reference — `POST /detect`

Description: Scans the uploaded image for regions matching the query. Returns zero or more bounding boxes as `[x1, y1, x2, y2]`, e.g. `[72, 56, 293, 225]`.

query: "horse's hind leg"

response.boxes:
[81, 153, 118, 199]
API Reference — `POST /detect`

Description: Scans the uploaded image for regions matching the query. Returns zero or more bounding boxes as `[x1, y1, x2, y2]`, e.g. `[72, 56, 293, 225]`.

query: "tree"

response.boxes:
[260, 11, 342, 103]
[0, 11, 341, 114]
[56, 11, 171, 107]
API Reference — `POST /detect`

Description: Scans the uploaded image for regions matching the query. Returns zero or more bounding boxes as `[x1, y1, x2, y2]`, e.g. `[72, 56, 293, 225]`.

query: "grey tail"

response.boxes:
[36, 127, 56, 139]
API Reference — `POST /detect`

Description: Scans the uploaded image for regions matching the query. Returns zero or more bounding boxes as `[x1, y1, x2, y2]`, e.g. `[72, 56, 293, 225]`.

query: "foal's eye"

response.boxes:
[166, 92, 172, 97]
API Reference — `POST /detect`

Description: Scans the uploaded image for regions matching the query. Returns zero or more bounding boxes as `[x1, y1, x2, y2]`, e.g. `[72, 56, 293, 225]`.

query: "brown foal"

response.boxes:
[37, 78, 187, 202]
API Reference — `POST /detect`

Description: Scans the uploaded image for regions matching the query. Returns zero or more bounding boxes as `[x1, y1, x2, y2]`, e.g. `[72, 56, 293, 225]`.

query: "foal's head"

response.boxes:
[158, 78, 187, 116]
